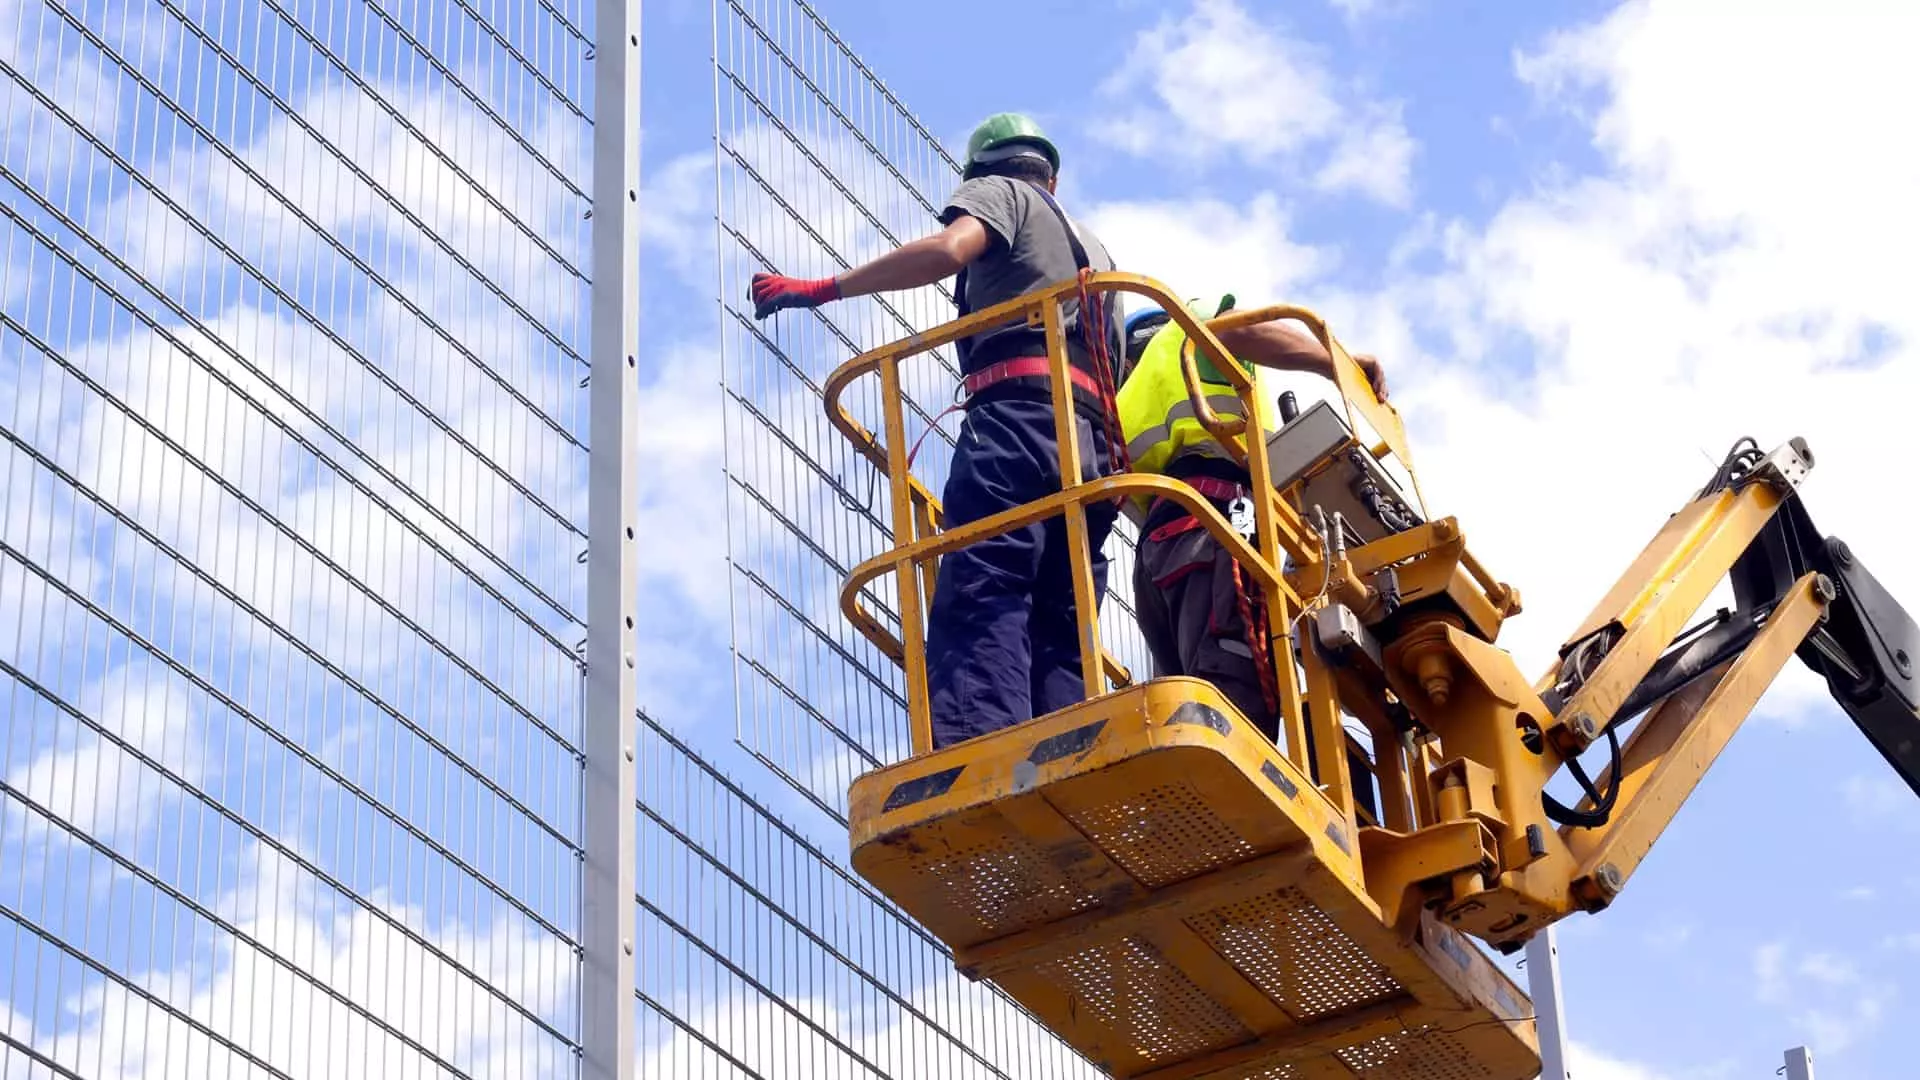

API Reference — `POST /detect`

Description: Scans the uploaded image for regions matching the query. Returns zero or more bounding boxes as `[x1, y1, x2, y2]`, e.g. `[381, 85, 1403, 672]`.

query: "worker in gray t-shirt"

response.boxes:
[749, 112, 1124, 750]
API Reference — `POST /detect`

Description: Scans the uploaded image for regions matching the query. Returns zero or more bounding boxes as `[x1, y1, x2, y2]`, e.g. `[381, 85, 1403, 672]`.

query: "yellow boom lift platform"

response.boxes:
[821, 273, 1919, 1080]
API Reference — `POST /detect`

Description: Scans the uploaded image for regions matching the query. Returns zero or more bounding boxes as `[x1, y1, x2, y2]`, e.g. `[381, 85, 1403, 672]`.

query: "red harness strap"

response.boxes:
[1233, 559, 1281, 716]
[1074, 269, 1131, 475]
[1146, 516, 1203, 543]
[1143, 473, 1281, 716]
[960, 343, 1128, 511]
[1182, 475, 1245, 501]
[908, 357, 1105, 471]
[1144, 475, 1247, 541]
[961, 355, 1105, 400]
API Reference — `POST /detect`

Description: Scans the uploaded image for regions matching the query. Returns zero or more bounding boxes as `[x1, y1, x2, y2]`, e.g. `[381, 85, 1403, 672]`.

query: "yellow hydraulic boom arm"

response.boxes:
[822, 272, 1918, 1080]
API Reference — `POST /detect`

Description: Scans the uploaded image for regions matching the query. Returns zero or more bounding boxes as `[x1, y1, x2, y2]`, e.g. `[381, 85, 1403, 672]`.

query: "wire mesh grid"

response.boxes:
[1, 1, 596, 1075]
[712, 0, 1153, 827]
[635, 709, 1096, 1079]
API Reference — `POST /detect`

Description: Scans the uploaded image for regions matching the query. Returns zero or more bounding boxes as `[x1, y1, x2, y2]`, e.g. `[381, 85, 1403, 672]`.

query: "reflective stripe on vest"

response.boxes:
[1123, 393, 1248, 462]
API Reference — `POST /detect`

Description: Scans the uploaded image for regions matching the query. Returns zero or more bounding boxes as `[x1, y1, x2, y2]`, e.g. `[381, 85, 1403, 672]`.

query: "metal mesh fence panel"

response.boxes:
[1, 1, 600, 1075]
[713, 0, 1152, 826]
[635, 710, 1093, 1079]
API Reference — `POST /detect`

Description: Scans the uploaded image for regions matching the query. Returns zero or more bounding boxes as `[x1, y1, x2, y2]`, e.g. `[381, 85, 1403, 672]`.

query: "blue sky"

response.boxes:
[2, 1, 1916, 1078]
[629, 1, 1920, 1078]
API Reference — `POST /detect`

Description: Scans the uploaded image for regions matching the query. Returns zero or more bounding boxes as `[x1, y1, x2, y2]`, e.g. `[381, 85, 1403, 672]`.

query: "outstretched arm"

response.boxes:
[837, 216, 990, 297]
[1216, 319, 1389, 400]
[750, 216, 991, 319]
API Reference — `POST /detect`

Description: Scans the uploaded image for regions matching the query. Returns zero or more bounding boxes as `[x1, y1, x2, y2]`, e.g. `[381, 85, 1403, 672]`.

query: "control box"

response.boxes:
[1263, 398, 1422, 546]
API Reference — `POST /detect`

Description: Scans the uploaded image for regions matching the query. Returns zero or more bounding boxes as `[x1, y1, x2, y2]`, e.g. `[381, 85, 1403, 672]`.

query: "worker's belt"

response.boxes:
[1147, 516, 1205, 543]
[1145, 475, 1250, 543]
[1181, 476, 1246, 502]
[963, 356, 1104, 401]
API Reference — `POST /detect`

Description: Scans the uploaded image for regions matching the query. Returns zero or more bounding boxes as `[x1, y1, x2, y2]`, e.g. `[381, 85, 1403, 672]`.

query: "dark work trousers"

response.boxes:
[925, 396, 1117, 750]
[1132, 493, 1280, 744]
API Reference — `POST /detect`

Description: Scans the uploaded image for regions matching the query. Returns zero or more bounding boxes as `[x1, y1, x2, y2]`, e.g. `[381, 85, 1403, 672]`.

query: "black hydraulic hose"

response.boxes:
[1547, 605, 1771, 828]
[1699, 435, 1765, 497]
[1543, 724, 1623, 829]
[1615, 608, 1767, 720]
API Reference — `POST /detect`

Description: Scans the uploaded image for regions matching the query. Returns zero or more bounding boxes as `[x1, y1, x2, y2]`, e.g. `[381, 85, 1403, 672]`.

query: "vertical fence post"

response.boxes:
[584, 0, 643, 1077]
[1526, 926, 1571, 1080]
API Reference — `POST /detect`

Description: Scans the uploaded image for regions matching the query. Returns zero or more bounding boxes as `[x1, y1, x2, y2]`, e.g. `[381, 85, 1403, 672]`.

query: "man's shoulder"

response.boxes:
[944, 175, 1020, 210]
[940, 176, 1025, 238]
[1034, 188, 1113, 269]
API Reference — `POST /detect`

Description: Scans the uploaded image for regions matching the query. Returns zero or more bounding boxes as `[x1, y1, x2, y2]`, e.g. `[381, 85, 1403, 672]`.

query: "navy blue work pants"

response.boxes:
[925, 397, 1116, 750]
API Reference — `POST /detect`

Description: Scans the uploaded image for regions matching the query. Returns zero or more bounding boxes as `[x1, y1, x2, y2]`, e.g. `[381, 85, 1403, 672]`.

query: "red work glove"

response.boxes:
[750, 272, 841, 319]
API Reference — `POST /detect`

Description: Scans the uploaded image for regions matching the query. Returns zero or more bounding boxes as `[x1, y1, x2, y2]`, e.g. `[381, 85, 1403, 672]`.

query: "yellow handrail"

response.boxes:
[1179, 336, 1250, 460]
[821, 271, 1408, 801]
[837, 472, 1301, 666]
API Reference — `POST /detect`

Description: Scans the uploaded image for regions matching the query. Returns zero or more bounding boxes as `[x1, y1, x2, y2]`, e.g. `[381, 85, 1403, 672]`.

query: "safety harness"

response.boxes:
[908, 181, 1129, 474]
[962, 357, 1105, 400]
[1142, 460, 1281, 716]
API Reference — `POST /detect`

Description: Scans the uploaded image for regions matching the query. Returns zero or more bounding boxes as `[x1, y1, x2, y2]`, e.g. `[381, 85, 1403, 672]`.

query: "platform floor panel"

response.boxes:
[848, 679, 1538, 1079]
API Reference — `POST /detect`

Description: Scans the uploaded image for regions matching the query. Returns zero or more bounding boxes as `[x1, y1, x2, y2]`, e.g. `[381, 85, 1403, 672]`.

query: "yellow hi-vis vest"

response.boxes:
[1117, 296, 1279, 514]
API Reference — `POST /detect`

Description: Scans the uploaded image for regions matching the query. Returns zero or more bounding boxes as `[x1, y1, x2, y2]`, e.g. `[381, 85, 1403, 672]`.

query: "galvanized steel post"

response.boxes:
[1525, 926, 1571, 1080]
[584, 0, 643, 1076]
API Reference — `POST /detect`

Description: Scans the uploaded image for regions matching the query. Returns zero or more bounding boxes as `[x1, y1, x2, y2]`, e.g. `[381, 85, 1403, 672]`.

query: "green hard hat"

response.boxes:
[963, 112, 1060, 178]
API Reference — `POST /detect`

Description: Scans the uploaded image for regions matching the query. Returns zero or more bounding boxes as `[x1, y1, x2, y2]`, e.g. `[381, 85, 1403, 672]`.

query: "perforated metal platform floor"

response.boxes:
[849, 679, 1539, 1080]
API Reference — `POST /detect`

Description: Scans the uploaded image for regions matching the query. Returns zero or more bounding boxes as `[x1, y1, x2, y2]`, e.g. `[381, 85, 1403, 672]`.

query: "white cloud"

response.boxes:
[1752, 941, 1895, 1055]
[0, 449, 104, 662]
[1753, 941, 1788, 1003]
[1842, 774, 1920, 831]
[624, 335, 739, 726]
[1567, 1040, 1679, 1080]
[635, 340, 729, 627]
[1316, 102, 1418, 207]
[103, 52, 589, 327]
[1087, 193, 1326, 316]
[1097, 0, 1417, 205]
[640, 145, 716, 286]
[4, 667, 202, 850]
[0, 0, 123, 190]
[1328, 0, 1421, 21]
[1642, 921, 1695, 950]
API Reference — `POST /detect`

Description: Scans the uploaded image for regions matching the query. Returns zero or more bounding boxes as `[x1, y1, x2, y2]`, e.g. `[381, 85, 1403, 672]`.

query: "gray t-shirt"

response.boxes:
[938, 176, 1122, 374]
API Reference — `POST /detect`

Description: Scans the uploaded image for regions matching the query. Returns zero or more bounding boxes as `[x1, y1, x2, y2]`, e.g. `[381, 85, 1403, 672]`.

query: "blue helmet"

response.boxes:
[1124, 305, 1171, 364]
[1125, 305, 1168, 337]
